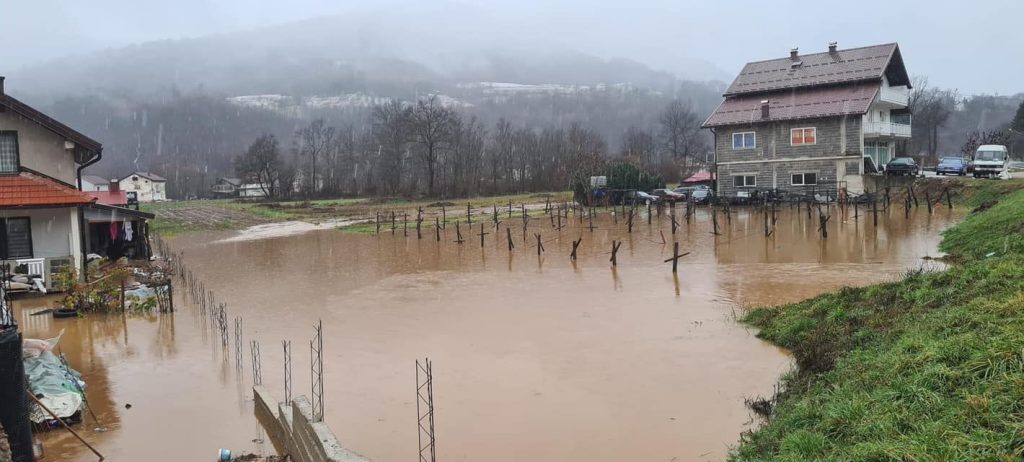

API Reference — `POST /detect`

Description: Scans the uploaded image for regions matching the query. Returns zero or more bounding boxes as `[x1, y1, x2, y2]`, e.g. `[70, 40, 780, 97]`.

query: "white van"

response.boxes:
[973, 145, 1008, 178]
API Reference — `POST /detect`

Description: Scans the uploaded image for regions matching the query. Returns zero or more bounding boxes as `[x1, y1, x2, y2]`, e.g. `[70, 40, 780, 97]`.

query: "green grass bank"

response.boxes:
[735, 180, 1024, 460]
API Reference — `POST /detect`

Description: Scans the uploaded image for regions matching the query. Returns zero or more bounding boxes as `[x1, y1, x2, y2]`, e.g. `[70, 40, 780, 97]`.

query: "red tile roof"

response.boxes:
[0, 172, 97, 207]
[683, 171, 715, 183]
[724, 43, 906, 96]
[88, 190, 128, 206]
[703, 82, 878, 128]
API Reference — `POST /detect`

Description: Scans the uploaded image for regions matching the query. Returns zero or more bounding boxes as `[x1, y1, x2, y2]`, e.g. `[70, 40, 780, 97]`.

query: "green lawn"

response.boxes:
[735, 181, 1024, 461]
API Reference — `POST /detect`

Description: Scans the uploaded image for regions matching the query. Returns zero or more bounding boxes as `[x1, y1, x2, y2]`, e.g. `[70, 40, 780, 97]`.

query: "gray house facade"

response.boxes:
[703, 42, 912, 198]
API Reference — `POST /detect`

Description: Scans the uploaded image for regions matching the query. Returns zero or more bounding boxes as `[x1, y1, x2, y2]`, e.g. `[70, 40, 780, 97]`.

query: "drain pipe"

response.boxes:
[76, 148, 102, 190]
[76, 148, 101, 282]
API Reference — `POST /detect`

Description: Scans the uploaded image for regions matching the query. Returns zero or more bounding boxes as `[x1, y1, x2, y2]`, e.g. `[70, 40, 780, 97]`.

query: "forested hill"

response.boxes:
[3, 12, 728, 196]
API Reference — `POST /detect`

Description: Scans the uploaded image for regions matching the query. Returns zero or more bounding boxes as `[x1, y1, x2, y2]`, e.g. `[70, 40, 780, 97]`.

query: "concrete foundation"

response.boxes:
[253, 386, 369, 462]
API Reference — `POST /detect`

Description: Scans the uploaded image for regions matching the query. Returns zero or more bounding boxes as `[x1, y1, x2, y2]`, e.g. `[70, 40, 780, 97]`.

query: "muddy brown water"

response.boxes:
[18, 206, 961, 461]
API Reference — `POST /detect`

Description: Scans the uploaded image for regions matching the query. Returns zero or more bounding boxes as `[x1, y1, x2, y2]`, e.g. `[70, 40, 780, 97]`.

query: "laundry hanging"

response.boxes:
[124, 221, 133, 242]
[109, 222, 119, 241]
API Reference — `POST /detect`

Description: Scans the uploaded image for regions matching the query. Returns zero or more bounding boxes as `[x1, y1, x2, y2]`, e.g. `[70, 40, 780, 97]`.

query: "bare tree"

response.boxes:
[295, 119, 337, 196]
[658, 100, 705, 179]
[908, 77, 958, 161]
[371, 100, 412, 195]
[409, 95, 458, 196]
[234, 133, 283, 198]
[620, 125, 657, 167]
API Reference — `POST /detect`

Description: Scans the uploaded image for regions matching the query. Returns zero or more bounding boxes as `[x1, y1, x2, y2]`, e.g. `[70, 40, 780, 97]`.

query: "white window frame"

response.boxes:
[790, 127, 817, 146]
[733, 174, 757, 188]
[791, 173, 818, 186]
[732, 132, 756, 150]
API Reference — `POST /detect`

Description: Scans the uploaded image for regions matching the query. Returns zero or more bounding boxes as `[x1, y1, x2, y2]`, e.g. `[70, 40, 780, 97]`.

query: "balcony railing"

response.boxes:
[863, 120, 912, 138]
[879, 85, 910, 106]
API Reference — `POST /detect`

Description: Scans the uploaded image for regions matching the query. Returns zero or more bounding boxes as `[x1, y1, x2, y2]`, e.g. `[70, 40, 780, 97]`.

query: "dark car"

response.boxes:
[652, 189, 684, 203]
[622, 190, 659, 205]
[690, 188, 713, 204]
[885, 157, 920, 176]
[935, 157, 967, 176]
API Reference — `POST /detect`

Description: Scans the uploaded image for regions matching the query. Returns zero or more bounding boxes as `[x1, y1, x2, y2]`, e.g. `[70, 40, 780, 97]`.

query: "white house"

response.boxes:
[0, 76, 153, 288]
[239, 183, 269, 198]
[80, 174, 109, 192]
[119, 171, 167, 202]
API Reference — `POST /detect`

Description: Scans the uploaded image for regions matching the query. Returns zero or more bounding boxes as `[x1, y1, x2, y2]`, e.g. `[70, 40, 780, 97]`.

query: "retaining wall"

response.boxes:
[253, 386, 369, 462]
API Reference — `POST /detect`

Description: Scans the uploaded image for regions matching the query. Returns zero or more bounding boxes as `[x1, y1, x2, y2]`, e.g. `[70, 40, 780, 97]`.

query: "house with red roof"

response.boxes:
[702, 42, 912, 198]
[0, 77, 152, 288]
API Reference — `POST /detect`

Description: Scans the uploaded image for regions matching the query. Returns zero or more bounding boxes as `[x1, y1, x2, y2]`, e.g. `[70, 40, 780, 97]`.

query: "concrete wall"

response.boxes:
[0, 111, 77, 184]
[253, 386, 369, 462]
[714, 115, 863, 197]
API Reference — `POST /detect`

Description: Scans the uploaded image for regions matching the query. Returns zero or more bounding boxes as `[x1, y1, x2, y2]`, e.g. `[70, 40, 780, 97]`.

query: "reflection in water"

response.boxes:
[17, 205, 960, 461]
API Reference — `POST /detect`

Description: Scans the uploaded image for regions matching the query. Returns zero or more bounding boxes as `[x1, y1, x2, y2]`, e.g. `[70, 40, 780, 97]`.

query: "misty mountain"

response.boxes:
[8, 11, 724, 104]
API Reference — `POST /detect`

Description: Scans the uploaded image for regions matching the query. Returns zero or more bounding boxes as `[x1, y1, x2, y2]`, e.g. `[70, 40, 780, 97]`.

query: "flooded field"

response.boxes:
[18, 205, 961, 461]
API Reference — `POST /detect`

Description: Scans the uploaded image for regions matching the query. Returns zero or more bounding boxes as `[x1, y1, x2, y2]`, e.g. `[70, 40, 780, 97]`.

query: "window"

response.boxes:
[791, 173, 817, 186]
[132, 176, 139, 182]
[733, 175, 756, 188]
[732, 132, 756, 149]
[0, 131, 18, 174]
[0, 217, 32, 259]
[790, 127, 816, 146]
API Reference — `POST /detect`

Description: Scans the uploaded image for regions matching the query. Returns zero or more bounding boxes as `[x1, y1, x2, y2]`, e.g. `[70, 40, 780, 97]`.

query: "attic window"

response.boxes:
[0, 131, 18, 174]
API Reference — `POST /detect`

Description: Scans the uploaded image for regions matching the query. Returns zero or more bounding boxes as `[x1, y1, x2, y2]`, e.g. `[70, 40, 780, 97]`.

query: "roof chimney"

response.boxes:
[110, 179, 120, 193]
[790, 48, 799, 61]
[0, 76, 5, 96]
[828, 41, 838, 53]
[761, 100, 770, 120]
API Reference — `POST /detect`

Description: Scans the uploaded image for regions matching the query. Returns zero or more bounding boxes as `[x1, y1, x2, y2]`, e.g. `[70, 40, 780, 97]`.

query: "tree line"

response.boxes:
[235, 95, 708, 199]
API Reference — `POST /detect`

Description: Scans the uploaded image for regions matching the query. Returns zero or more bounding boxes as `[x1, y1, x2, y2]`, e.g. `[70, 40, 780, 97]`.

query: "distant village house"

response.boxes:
[119, 171, 167, 202]
[211, 177, 242, 196]
[703, 42, 912, 198]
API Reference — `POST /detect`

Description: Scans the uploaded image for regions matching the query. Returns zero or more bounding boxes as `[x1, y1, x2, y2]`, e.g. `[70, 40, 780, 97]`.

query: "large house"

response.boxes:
[119, 171, 167, 202]
[0, 77, 152, 288]
[703, 42, 912, 198]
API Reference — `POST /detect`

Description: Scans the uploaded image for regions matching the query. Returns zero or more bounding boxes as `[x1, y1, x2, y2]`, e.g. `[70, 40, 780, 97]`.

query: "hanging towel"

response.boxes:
[124, 222, 133, 242]
[109, 222, 119, 241]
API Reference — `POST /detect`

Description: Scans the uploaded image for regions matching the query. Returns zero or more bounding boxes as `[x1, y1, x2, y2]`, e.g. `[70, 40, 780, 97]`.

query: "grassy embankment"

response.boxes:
[735, 180, 1024, 460]
[144, 192, 572, 237]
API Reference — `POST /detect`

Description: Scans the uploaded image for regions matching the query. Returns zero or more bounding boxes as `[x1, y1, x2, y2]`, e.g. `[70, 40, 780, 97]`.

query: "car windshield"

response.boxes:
[890, 158, 913, 165]
[976, 151, 1003, 161]
[940, 158, 961, 165]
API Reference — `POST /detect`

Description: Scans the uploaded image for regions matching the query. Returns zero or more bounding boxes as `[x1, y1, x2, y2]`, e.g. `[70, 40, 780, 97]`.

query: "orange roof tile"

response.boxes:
[0, 172, 97, 207]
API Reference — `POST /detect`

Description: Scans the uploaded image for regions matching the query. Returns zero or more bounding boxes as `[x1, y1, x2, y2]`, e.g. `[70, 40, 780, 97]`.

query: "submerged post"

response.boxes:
[570, 237, 582, 261]
[663, 241, 690, 273]
[535, 233, 544, 255]
[610, 240, 621, 266]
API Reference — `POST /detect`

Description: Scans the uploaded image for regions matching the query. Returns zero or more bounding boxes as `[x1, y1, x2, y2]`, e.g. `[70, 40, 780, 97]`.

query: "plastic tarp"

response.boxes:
[22, 331, 85, 423]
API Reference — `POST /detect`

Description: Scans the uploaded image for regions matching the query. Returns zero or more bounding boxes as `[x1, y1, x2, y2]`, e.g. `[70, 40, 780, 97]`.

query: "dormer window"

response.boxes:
[0, 131, 18, 175]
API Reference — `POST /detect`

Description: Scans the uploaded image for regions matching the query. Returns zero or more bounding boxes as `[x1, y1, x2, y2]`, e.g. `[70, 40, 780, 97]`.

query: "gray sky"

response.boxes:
[2, 0, 1021, 95]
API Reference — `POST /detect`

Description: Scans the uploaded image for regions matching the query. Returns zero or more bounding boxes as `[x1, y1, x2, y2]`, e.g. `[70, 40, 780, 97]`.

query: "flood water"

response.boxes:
[17, 205, 961, 461]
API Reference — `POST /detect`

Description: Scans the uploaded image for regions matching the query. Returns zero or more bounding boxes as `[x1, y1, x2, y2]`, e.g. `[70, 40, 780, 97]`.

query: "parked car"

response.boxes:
[885, 157, 920, 176]
[690, 188, 713, 204]
[652, 189, 684, 203]
[935, 157, 967, 176]
[623, 190, 659, 205]
[672, 185, 710, 198]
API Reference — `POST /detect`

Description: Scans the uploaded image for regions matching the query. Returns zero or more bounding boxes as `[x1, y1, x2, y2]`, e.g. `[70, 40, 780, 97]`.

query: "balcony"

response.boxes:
[863, 120, 912, 138]
[879, 85, 910, 106]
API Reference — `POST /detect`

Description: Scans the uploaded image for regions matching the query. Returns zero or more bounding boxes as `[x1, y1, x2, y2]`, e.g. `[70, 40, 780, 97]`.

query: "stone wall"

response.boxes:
[253, 386, 369, 462]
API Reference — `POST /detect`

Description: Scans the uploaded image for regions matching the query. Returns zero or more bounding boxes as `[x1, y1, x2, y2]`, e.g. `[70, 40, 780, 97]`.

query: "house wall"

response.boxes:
[0, 207, 79, 288]
[81, 178, 109, 192]
[0, 111, 77, 184]
[120, 175, 166, 202]
[714, 116, 863, 197]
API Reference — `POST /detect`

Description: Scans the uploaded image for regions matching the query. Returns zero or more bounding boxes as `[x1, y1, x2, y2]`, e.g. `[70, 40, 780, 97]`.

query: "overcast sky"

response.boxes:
[2, 0, 1020, 95]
